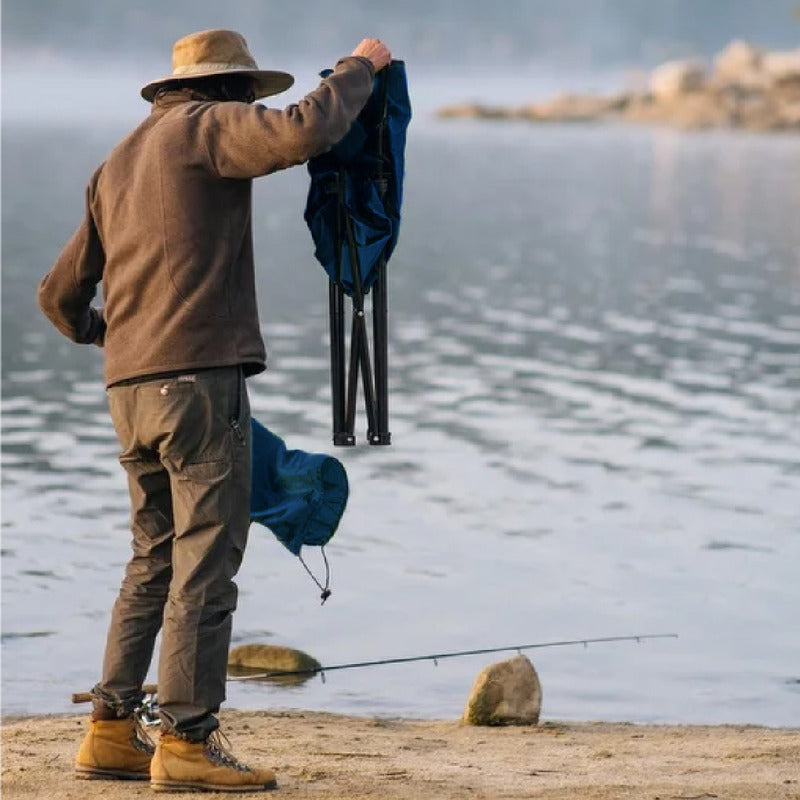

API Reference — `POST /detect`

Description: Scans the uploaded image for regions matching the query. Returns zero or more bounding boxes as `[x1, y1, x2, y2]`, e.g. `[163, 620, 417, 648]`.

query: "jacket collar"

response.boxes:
[152, 89, 213, 112]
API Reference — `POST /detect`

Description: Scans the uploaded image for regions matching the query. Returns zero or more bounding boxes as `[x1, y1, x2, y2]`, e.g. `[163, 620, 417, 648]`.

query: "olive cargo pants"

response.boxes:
[96, 366, 251, 739]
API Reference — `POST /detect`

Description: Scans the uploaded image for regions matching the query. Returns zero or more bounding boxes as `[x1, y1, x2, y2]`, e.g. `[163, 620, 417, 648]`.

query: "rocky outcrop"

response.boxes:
[649, 59, 706, 99]
[437, 40, 800, 132]
[714, 40, 765, 89]
[763, 49, 800, 84]
[462, 655, 542, 726]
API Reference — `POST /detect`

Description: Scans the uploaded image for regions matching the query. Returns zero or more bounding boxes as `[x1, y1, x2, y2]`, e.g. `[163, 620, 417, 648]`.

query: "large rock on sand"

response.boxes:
[649, 60, 706, 99]
[462, 655, 542, 726]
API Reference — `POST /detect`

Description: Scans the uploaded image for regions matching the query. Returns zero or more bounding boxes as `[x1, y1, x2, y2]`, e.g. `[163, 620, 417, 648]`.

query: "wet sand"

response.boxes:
[2, 710, 799, 799]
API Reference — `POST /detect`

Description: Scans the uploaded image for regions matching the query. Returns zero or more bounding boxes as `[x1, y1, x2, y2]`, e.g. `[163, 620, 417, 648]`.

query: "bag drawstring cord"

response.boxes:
[298, 546, 332, 604]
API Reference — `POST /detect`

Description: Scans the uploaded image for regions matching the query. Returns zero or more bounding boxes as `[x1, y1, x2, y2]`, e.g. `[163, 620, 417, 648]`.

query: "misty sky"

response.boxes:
[4, 0, 799, 67]
[3, 1, 799, 122]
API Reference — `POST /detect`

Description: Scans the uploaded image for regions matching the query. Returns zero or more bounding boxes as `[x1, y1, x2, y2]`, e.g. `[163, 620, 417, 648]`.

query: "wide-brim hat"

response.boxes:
[141, 29, 294, 102]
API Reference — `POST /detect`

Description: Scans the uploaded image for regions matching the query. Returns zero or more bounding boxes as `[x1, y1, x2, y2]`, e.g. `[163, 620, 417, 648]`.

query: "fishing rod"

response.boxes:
[71, 633, 677, 708]
[227, 633, 678, 683]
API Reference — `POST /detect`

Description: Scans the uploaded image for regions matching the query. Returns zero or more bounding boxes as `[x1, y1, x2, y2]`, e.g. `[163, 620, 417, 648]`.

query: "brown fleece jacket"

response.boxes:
[38, 56, 374, 386]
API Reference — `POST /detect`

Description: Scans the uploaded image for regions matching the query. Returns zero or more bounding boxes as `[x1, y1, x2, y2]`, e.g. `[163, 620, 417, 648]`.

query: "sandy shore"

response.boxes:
[2, 710, 799, 799]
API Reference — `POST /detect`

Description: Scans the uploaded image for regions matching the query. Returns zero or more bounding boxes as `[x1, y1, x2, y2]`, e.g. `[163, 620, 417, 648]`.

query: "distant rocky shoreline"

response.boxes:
[438, 41, 800, 131]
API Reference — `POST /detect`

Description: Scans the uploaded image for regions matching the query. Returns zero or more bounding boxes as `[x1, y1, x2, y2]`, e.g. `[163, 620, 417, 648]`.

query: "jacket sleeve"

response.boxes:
[202, 56, 375, 179]
[37, 169, 106, 345]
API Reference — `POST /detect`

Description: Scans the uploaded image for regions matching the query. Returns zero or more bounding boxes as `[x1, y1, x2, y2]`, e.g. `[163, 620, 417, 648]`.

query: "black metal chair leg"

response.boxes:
[344, 309, 361, 438]
[357, 315, 379, 443]
[371, 259, 390, 445]
[329, 280, 353, 446]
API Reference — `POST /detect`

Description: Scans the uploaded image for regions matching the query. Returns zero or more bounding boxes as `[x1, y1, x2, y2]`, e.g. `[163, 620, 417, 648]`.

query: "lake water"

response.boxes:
[2, 112, 799, 727]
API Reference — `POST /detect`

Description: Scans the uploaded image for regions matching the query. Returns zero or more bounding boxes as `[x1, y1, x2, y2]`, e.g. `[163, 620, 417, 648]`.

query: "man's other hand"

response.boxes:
[351, 39, 392, 72]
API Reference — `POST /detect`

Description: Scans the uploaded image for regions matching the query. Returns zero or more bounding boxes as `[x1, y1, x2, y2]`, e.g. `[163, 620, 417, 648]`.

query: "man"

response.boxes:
[37, 29, 390, 792]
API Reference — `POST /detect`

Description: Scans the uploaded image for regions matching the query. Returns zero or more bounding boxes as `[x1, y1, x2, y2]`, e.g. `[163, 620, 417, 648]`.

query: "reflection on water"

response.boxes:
[227, 667, 316, 688]
[2, 120, 799, 725]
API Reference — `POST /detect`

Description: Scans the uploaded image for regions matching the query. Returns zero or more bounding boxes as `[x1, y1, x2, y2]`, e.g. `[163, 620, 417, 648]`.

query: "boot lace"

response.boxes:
[205, 730, 252, 773]
[132, 715, 156, 755]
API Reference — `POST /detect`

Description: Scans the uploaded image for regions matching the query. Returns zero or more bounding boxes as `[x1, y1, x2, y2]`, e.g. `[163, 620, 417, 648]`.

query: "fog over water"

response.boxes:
[4, 0, 798, 123]
[3, 60, 637, 129]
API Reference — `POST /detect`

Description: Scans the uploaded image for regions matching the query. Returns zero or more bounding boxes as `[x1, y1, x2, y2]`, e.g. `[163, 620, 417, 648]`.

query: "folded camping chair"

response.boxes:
[305, 61, 411, 446]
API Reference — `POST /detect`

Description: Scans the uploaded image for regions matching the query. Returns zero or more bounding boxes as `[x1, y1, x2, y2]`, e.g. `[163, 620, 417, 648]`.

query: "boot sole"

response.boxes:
[151, 778, 278, 792]
[75, 764, 150, 781]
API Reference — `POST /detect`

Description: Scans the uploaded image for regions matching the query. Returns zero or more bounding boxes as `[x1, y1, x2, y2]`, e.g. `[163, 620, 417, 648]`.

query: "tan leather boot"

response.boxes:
[74, 717, 154, 780]
[150, 730, 277, 792]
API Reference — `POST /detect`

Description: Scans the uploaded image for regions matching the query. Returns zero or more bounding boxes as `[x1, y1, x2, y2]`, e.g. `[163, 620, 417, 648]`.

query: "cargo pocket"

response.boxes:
[174, 458, 234, 530]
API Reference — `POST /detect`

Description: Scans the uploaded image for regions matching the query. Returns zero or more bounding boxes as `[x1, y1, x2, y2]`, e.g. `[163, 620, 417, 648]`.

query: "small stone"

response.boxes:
[462, 655, 542, 726]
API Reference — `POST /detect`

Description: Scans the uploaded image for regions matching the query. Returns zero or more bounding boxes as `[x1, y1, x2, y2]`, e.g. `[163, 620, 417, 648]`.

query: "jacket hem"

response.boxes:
[106, 358, 266, 388]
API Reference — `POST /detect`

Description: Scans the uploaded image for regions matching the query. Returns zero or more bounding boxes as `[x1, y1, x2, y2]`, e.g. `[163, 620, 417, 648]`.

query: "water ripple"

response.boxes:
[2, 122, 799, 726]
